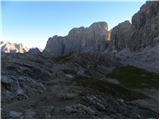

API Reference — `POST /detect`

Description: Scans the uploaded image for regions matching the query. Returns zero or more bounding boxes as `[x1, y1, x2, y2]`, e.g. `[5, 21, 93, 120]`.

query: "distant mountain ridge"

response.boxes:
[0, 41, 44, 54]
[0, 41, 29, 53]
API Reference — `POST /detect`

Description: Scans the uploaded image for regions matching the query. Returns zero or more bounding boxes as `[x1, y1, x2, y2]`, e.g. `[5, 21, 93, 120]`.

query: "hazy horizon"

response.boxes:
[2, 1, 145, 49]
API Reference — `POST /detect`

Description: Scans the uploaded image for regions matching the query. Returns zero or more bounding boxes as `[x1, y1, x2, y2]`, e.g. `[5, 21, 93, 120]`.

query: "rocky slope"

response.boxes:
[1, 41, 29, 53]
[43, 22, 109, 56]
[1, 53, 159, 118]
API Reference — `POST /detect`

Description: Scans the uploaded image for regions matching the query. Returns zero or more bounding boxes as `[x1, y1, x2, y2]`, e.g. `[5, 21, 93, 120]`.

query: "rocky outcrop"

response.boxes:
[43, 22, 109, 56]
[110, 21, 133, 52]
[43, 36, 66, 56]
[115, 45, 159, 72]
[28, 48, 41, 55]
[1, 53, 52, 103]
[109, 1, 159, 72]
[110, 1, 158, 52]
[130, 1, 159, 51]
[44, 1, 158, 59]
[1, 41, 29, 53]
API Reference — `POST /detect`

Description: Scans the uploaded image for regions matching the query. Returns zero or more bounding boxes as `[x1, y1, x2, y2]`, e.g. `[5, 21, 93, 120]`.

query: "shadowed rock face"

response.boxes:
[110, 1, 159, 52]
[43, 36, 66, 56]
[110, 21, 133, 52]
[130, 1, 159, 51]
[28, 48, 41, 55]
[108, 1, 159, 72]
[1, 41, 29, 53]
[43, 22, 109, 56]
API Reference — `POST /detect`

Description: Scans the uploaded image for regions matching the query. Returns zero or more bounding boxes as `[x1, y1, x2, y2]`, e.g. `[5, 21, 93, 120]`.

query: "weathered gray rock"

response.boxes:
[1, 75, 45, 103]
[1, 52, 159, 119]
[9, 111, 23, 118]
[108, 1, 159, 72]
[43, 36, 65, 56]
[130, 1, 159, 51]
[1, 75, 12, 84]
[1, 53, 48, 103]
[115, 45, 159, 72]
[65, 104, 96, 115]
[28, 47, 41, 55]
[43, 22, 109, 56]
[109, 1, 158, 52]
[24, 109, 36, 119]
[110, 21, 133, 52]
[85, 95, 106, 111]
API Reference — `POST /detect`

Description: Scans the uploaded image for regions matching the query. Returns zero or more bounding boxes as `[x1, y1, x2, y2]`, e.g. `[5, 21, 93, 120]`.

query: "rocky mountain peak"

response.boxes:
[110, 1, 158, 52]
[108, 1, 159, 72]
[130, 1, 159, 51]
[89, 21, 108, 30]
[43, 22, 109, 56]
[110, 20, 133, 52]
[1, 41, 29, 53]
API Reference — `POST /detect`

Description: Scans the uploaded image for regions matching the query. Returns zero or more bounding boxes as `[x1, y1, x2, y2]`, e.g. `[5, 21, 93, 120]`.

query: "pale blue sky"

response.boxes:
[2, 1, 145, 49]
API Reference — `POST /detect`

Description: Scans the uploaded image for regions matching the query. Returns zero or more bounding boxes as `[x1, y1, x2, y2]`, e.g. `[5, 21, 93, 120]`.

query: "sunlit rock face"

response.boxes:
[1, 41, 29, 53]
[43, 22, 109, 56]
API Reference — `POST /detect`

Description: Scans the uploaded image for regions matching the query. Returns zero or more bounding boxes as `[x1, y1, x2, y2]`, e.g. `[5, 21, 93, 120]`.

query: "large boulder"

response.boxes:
[43, 22, 109, 56]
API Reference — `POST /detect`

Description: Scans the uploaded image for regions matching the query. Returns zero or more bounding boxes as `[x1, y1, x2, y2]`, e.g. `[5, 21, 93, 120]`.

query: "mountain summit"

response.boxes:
[43, 22, 109, 56]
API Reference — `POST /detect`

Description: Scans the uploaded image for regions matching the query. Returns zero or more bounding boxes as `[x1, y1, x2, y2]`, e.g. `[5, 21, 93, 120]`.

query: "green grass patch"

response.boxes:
[51, 53, 73, 63]
[72, 76, 146, 100]
[108, 65, 159, 89]
[62, 69, 76, 75]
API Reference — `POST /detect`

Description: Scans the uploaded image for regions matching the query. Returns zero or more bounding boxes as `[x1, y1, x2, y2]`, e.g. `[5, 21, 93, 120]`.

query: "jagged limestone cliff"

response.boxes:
[43, 22, 109, 56]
